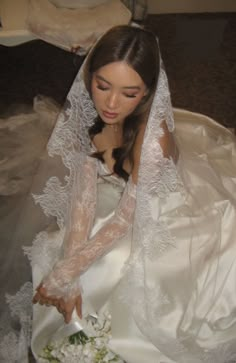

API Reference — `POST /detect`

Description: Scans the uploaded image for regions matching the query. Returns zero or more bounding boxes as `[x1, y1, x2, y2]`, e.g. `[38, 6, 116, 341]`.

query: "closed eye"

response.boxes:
[97, 85, 109, 91]
[124, 93, 137, 98]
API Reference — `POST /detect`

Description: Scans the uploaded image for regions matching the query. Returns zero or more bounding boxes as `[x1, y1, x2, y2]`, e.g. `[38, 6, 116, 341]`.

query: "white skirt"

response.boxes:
[31, 109, 236, 363]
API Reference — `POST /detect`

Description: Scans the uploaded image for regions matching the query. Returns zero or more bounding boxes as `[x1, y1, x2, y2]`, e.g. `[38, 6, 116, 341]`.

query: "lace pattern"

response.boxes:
[0, 333, 23, 363]
[0, 282, 33, 363]
[33, 67, 97, 230]
[24, 230, 63, 274]
[23, 32, 235, 362]
[42, 177, 136, 299]
[5, 282, 33, 346]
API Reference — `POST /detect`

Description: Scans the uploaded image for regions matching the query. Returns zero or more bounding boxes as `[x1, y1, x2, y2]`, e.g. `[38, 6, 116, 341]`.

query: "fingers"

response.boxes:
[52, 298, 74, 323]
[32, 284, 82, 324]
[75, 295, 82, 319]
[63, 299, 76, 324]
[32, 291, 41, 304]
[32, 283, 44, 304]
[32, 284, 58, 306]
[58, 296, 82, 323]
[55, 299, 64, 314]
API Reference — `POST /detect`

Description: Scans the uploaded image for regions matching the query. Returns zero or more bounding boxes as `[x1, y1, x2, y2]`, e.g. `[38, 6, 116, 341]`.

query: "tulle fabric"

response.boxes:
[28, 102, 236, 363]
[1, 31, 236, 363]
[28, 46, 236, 362]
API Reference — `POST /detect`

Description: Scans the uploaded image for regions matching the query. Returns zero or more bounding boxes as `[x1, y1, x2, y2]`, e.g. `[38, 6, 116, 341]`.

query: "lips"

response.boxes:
[102, 110, 118, 119]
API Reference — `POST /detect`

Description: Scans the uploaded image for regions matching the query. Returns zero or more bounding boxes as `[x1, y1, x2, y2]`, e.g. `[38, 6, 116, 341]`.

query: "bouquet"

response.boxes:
[38, 311, 125, 363]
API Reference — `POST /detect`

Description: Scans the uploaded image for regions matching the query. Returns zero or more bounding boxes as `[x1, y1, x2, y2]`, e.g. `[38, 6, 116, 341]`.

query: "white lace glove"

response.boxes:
[62, 156, 97, 258]
[42, 177, 136, 300]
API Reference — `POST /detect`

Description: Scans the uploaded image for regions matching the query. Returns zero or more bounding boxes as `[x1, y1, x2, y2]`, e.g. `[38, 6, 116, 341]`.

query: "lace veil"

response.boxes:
[30, 27, 180, 358]
[26, 26, 186, 358]
[1, 25, 222, 363]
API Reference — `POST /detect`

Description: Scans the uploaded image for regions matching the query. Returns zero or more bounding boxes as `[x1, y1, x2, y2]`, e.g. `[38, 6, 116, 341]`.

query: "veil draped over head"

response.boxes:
[2, 25, 236, 363]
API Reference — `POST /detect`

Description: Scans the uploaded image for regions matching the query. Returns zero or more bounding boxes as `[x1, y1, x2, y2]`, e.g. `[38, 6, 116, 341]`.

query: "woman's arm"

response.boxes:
[62, 156, 97, 258]
[33, 155, 97, 320]
[33, 120, 176, 320]
[38, 120, 176, 295]
[41, 176, 136, 296]
[33, 175, 136, 322]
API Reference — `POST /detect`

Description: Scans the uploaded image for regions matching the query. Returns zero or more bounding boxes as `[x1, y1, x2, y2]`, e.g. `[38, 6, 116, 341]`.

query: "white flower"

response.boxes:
[104, 351, 117, 362]
[95, 338, 104, 348]
[40, 310, 125, 362]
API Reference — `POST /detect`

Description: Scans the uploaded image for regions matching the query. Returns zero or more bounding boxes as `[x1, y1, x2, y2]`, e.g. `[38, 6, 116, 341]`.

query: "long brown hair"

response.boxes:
[84, 25, 160, 180]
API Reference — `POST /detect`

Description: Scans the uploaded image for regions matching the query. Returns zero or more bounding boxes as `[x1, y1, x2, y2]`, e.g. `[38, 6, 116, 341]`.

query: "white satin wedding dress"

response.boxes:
[31, 107, 236, 363]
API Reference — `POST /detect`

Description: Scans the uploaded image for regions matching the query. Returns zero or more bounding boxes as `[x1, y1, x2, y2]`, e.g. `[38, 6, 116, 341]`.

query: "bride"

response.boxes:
[2, 25, 236, 363]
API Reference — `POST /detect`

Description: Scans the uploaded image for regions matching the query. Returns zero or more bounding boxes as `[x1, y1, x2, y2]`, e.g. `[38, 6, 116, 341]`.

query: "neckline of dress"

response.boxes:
[91, 142, 128, 184]
[91, 141, 114, 175]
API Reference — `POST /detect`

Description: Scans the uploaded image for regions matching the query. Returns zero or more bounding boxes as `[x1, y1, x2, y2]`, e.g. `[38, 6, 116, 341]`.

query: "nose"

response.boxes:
[105, 91, 119, 110]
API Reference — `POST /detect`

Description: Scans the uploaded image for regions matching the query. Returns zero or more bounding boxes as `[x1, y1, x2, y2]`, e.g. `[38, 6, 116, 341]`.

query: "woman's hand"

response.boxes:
[33, 283, 82, 323]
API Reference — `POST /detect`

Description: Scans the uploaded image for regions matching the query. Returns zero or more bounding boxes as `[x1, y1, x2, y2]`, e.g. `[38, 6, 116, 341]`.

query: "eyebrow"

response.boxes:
[95, 74, 141, 90]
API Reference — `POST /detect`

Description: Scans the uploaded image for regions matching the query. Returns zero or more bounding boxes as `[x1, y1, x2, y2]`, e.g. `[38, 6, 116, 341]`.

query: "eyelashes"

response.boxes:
[96, 85, 137, 98]
[125, 94, 137, 98]
[96, 85, 108, 91]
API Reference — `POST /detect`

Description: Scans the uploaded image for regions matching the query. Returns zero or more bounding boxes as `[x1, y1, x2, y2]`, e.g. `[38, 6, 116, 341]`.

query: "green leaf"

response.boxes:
[68, 330, 89, 345]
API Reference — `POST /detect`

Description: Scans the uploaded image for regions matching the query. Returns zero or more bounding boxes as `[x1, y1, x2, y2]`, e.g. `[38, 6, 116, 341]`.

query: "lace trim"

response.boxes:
[0, 283, 33, 362]
[0, 332, 21, 363]
[23, 230, 63, 273]
[41, 177, 136, 300]
[33, 67, 96, 229]
[26, 35, 234, 362]
[149, 65, 174, 132]
[5, 282, 33, 346]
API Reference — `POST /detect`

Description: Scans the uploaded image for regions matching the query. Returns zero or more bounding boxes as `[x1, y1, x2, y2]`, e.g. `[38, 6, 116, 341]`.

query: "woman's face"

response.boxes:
[91, 61, 147, 126]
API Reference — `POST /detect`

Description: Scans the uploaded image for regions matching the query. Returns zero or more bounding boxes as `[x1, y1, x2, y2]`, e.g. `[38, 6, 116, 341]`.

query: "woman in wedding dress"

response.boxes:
[7, 25, 236, 363]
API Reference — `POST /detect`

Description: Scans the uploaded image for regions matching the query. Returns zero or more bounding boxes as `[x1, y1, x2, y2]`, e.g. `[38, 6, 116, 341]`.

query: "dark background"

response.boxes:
[0, 12, 235, 363]
[0, 13, 236, 129]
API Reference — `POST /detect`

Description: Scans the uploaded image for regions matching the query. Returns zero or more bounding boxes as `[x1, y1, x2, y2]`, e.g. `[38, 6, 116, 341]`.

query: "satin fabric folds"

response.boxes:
[32, 109, 236, 363]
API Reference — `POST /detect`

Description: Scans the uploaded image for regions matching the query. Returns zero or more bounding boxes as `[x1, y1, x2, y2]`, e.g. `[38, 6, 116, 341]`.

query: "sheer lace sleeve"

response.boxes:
[62, 155, 97, 258]
[42, 177, 136, 300]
